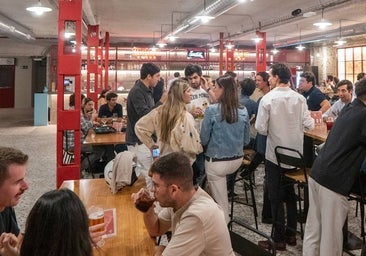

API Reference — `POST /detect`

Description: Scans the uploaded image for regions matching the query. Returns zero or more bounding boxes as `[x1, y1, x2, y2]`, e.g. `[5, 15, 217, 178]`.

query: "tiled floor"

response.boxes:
[0, 108, 363, 255]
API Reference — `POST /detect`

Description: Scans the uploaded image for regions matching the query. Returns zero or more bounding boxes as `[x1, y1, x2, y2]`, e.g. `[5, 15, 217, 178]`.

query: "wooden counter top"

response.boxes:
[61, 178, 154, 256]
[304, 123, 328, 143]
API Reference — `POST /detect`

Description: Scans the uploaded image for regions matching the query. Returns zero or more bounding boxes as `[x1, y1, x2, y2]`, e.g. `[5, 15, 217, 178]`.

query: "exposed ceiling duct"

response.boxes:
[163, 0, 240, 42]
[0, 13, 35, 42]
[208, 0, 353, 47]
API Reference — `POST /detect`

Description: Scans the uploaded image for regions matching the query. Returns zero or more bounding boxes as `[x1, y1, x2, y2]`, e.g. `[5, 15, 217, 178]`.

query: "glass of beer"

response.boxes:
[88, 205, 105, 247]
[134, 188, 155, 212]
[325, 116, 335, 131]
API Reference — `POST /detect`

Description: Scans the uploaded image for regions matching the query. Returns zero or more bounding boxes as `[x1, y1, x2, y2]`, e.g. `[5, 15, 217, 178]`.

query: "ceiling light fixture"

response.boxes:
[251, 33, 263, 43]
[271, 48, 279, 54]
[26, 0, 52, 15]
[225, 41, 234, 49]
[156, 41, 167, 48]
[271, 35, 279, 54]
[167, 35, 178, 42]
[334, 20, 347, 46]
[195, 0, 215, 23]
[295, 29, 305, 51]
[313, 8, 332, 29]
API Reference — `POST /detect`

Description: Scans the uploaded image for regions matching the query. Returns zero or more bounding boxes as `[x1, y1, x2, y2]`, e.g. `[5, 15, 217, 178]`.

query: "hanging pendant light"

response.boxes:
[26, 0, 52, 15]
[295, 29, 305, 51]
[194, 0, 215, 23]
[313, 9, 332, 29]
[334, 20, 347, 46]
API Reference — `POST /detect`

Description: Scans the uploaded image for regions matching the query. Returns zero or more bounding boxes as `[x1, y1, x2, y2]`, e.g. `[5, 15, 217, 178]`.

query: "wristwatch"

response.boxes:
[206, 87, 211, 93]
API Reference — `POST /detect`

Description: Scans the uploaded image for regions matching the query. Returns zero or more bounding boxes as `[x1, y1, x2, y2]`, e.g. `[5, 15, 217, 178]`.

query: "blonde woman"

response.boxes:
[135, 79, 202, 164]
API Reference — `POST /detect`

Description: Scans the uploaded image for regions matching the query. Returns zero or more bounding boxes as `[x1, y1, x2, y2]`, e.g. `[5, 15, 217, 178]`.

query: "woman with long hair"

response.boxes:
[200, 75, 250, 223]
[135, 78, 202, 164]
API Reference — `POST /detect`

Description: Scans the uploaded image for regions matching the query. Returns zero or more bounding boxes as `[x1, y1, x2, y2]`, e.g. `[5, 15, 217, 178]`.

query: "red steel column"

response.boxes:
[219, 32, 224, 76]
[255, 31, 267, 72]
[86, 25, 101, 105]
[57, 0, 82, 187]
[225, 44, 235, 72]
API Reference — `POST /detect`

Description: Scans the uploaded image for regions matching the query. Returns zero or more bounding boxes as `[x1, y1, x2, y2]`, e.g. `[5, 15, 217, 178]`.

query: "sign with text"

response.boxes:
[187, 50, 205, 60]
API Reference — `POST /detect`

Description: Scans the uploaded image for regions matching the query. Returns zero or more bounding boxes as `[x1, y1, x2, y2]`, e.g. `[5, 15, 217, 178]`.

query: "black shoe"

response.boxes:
[228, 191, 238, 198]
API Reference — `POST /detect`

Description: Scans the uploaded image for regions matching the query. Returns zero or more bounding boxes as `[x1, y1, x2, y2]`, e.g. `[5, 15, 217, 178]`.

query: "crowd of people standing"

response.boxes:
[1, 61, 365, 256]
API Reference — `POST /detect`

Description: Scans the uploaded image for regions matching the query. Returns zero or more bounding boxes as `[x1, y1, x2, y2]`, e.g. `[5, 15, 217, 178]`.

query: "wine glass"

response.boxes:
[112, 113, 118, 122]
[101, 116, 107, 126]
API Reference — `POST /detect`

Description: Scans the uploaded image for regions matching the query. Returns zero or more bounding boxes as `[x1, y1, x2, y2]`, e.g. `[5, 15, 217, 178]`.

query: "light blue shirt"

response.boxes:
[322, 99, 346, 119]
[200, 104, 250, 159]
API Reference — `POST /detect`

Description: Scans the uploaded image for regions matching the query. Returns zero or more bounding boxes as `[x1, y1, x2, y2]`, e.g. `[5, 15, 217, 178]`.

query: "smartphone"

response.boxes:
[152, 148, 160, 159]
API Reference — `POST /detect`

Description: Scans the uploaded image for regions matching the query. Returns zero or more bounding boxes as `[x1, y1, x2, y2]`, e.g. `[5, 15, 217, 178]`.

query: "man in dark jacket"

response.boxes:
[303, 78, 366, 256]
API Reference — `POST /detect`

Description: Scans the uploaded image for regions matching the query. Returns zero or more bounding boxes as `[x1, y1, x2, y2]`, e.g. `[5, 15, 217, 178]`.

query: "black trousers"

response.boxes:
[265, 160, 297, 242]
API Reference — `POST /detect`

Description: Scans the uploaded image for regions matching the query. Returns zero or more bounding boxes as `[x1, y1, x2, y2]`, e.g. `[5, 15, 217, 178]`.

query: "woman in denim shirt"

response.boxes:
[200, 75, 250, 223]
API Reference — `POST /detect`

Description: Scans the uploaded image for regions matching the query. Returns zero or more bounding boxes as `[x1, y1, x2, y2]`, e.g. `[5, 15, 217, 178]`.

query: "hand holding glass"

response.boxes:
[88, 206, 105, 247]
[133, 187, 155, 212]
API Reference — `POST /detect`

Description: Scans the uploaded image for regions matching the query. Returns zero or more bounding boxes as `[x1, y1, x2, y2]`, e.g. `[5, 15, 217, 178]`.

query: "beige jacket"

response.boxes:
[135, 106, 203, 164]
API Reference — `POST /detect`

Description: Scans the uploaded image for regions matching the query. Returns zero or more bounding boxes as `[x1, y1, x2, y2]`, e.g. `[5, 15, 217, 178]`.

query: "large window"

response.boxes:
[338, 46, 366, 83]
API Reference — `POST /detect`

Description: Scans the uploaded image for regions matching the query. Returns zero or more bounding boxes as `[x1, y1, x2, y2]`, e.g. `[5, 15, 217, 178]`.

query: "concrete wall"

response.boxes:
[14, 57, 33, 108]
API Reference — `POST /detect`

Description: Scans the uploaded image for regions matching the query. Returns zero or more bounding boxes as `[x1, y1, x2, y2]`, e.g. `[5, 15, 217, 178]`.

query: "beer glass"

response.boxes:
[88, 205, 105, 247]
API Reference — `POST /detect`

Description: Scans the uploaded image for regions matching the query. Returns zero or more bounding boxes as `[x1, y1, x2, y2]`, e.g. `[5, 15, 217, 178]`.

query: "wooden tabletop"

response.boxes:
[84, 129, 126, 145]
[60, 177, 155, 256]
[304, 123, 328, 142]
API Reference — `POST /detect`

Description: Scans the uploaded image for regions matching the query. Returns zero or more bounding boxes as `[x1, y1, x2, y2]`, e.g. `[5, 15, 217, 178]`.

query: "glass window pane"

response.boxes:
[345, 48, 353, 61]
[338, 49, 345, 62]
[354, 47, 362, 60]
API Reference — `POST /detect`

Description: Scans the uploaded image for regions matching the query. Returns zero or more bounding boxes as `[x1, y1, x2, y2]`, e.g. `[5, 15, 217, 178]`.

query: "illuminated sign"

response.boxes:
[187, 50, 205, 59]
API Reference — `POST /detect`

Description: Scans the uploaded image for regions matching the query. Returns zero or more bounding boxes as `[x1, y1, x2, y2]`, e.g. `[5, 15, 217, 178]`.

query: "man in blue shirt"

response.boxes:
[298, 71, 331, 113]
[98, 92, 123, 117]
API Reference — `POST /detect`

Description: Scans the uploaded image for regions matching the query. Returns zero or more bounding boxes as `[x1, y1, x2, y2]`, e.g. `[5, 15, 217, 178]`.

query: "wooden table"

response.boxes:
[304, 123, 328, 143]
[60, 177, 155, 256]
[84, 129, 126, 145]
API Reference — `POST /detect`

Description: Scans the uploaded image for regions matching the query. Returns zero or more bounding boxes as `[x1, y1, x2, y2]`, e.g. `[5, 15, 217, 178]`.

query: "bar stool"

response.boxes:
[230, 149, 259, 229]
[274, 146, 309, 238]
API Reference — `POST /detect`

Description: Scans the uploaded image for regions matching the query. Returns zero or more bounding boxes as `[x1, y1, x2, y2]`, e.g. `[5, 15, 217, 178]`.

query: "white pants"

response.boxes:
[205, 158, 242, 223]
[127, 143, 152, 187]
[303, 177, 349, 256]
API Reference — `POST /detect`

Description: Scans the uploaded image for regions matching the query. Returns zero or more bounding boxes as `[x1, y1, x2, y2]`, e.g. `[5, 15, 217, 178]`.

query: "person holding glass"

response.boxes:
[200, 75, 250, 223]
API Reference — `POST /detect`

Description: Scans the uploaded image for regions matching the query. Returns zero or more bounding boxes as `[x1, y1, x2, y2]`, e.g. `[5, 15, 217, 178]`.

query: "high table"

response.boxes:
[304, 123, 328, 143]
[303, 123, 328, 168]
[84, 129, 126, 145]
[60, 177, 155, 256]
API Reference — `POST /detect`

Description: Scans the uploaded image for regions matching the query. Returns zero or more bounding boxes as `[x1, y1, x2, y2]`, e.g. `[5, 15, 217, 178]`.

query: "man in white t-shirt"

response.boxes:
[184, 64, 216, 185]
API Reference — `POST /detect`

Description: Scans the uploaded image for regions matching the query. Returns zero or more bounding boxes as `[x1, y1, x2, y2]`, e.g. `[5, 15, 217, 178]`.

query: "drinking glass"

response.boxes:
[101, 115, 108, 126]
[88, 205, 105, 247]
[325, 116, 334, 131]
[134, 187, 155, 212]
[112, 113, 118, 122]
